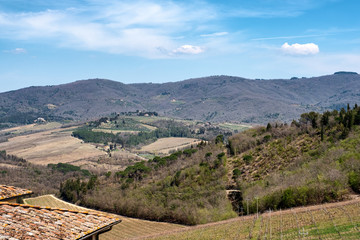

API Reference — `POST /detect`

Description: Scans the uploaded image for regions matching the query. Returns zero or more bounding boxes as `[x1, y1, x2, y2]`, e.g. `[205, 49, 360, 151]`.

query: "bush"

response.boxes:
[263, 135, 271, 142]
[243, 155, 253, 164]
[215, 135, 224, 144]
[245, 184, 346, 214]
[183, 148, 197, 156]
[233, 168, 242, 178]
[48, 163, 90, 176]
[348, 171, 360, 193]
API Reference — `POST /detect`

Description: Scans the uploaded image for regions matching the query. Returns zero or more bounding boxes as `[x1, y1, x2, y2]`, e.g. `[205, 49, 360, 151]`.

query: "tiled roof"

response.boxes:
[0, 185, 32, 200]
[0, 202, 121, 240]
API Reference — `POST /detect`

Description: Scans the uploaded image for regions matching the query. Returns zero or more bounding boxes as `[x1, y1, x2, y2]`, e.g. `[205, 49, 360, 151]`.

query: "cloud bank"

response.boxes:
[200, 32, 228, 37]
[281, 42, 319, 55]
[0, 1, 214, 58]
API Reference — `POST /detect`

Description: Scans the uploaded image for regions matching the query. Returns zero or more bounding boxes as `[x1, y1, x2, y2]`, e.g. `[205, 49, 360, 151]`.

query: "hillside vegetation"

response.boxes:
[228, 104, 360, 214]
[60, 142, 237, 225]
[0, 150, 90, 195]
[1, 73, 360, 125]
[71, 115, 236, 150]
[59, 104, 360, 226]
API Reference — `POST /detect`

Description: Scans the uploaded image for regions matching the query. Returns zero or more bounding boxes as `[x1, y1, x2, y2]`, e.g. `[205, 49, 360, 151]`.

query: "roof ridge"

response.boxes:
[0, 185, 33, 200]
[0, 201, 120, 220]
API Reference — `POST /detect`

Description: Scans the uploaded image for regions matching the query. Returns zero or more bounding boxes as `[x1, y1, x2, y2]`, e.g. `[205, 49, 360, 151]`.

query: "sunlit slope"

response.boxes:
[147, 198, 360, 240]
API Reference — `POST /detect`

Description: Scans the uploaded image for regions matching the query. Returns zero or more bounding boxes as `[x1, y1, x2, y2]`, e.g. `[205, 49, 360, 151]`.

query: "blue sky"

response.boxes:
[0, 0, 359, 92]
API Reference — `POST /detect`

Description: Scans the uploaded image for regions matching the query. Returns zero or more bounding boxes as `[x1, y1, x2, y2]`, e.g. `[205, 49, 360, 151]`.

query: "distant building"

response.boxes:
[0, 185, 33, 203]
[34, 117, 46, 124]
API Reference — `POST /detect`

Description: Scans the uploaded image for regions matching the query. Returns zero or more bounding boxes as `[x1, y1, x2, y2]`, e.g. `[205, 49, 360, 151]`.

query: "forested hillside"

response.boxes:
[60, 142, 236, 225]
[59, 105, 360, 225]
[1, 72, 360, 126]
[1, 104, 359, 226]
[228, 104, 360, 213]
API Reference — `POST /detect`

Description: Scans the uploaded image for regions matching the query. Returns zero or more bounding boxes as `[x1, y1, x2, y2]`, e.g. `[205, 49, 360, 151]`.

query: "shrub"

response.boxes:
[243, 155, 253, 164]
[263, 135, 271, 142]
[48, 163, 90, 176]
[233, 168, 242, 178]
[215, 135, 224, 144]
[348, 171, 360, 193]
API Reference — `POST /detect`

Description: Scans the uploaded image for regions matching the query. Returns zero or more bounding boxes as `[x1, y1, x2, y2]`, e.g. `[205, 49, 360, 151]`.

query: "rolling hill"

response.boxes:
[1, 72, 359, 125]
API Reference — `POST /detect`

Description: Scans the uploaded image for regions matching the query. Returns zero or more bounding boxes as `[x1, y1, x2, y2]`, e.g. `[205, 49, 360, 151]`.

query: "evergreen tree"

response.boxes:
[354, 108, 360, 125]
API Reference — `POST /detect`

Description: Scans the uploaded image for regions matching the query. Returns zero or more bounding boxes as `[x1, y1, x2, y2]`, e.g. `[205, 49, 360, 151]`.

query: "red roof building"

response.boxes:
[0, 202, 121, 239]
[0, 185, 33, 203]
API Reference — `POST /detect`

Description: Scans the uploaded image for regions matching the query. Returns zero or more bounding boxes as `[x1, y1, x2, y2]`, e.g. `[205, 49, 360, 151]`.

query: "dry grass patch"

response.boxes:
[0, 122, 63, 135]
[93, 128, 140, 134]
[0, 127, 106, 165]
[138, 137, 202, 155]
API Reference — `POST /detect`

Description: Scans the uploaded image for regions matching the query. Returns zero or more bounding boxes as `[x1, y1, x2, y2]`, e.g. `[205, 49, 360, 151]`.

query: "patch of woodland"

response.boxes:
[0, 150, 91, 196]
[60, 141, 236, 225]
[72, 117, 232, 150]
[228, 104, 360, 214]
[58, 104, 360, 224]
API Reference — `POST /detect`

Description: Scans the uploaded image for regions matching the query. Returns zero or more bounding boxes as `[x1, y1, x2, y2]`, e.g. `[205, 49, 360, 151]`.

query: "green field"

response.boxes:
[219, 123, 252, 132]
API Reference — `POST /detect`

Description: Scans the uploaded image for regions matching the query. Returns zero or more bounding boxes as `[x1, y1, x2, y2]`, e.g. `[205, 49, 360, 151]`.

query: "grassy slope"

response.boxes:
[147, 198, 360, 240]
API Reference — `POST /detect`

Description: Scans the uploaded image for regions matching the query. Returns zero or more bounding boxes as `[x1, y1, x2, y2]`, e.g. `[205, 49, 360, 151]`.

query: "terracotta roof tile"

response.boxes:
[0, 202, 121, 240]
[0, 185, 32, 200]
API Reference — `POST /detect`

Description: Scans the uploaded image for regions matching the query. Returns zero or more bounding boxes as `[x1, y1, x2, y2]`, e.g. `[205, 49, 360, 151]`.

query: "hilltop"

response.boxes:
[1, 72, 360, 126]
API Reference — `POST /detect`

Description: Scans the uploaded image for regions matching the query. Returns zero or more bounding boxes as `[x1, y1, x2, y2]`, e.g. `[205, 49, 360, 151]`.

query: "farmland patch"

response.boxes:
[137, 137, 202, 155]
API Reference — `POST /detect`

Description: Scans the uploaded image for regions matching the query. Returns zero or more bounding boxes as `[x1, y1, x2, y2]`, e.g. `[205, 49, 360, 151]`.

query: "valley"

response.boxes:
[0, 75, 360, 239]
[1, 0, 359, 238]
[0, 115, 249, 173]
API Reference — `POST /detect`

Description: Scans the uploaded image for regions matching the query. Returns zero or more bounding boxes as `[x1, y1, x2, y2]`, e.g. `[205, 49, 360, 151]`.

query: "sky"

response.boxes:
[0, 0, 360, 92]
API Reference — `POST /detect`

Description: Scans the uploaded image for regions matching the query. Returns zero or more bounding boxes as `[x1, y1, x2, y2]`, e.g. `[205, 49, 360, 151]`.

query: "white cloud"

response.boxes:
[4, 48, 27, 54]
[0, 1, 215, 58]
[201, 32, 228, 37]
[281, 42, 319, 55]
[173, 45, 204, 55]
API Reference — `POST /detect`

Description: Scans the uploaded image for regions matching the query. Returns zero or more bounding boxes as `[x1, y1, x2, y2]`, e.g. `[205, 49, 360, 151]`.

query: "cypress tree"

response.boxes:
[266, 123, 272, 131]
[321, 124, 324, 141]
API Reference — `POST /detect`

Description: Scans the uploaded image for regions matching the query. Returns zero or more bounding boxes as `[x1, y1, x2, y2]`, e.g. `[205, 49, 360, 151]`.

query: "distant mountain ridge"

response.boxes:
[1, 73, 360, 124]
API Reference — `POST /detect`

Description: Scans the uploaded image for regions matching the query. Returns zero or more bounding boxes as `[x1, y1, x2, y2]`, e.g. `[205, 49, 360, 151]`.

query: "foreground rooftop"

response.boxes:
[0, 202, 121, 239]
[0, 185, 32, 201]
